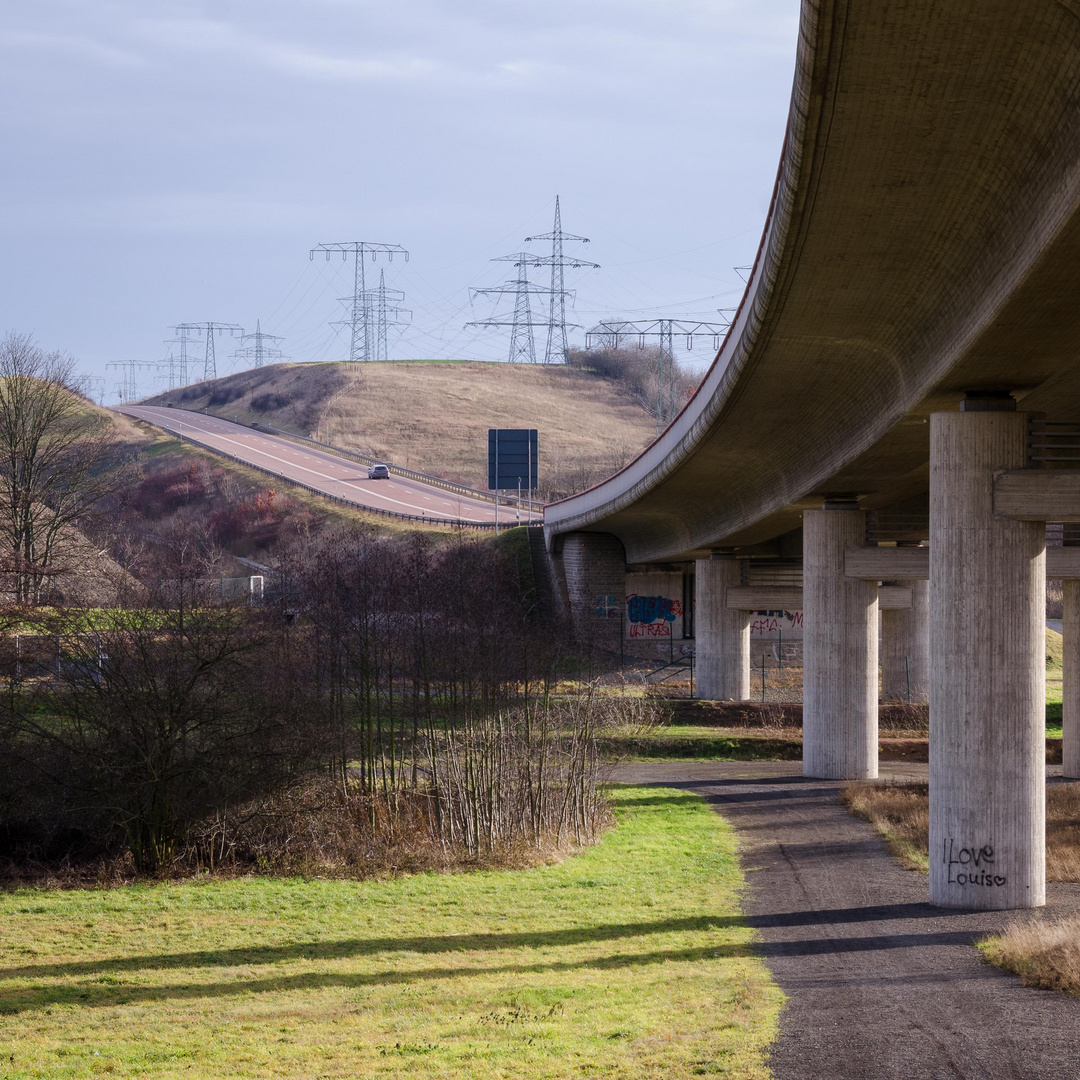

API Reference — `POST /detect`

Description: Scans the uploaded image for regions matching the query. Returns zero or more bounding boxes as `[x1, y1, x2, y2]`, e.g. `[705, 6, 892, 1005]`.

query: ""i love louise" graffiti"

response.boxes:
[942, 838, 1007, 887]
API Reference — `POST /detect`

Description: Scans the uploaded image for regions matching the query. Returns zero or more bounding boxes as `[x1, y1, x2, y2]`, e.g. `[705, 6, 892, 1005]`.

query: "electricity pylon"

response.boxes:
[161, 325, 201, 388]
[525, 196, 599, 364]
[310, 241, 409, 361]
[173, 323, 243, 381]
[586, 318, 730, 432]
[232, 320, 289, 369]
[106, 360, 155, 404]
[361, 270, 411, 362]
[467, 253, 552, 364]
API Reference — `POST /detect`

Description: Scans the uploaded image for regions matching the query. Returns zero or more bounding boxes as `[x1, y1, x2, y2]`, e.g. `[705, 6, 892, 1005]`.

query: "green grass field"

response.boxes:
[0, 788, 782, 1079]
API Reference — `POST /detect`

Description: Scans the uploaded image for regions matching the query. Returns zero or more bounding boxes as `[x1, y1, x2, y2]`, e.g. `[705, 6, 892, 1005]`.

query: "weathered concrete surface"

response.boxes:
[545, 0, 1080, 563]
[803, 508, 878, 779]
[695, 555, 749, 700]
[559, 532, 626, 654]
[616, 762, 1080, 1080]
[930, 411, 1046, 909]
[881, 578, 929, 702]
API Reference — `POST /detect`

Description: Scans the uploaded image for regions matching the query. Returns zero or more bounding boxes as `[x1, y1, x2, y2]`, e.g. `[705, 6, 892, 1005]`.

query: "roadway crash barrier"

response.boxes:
[138, 418, 502, 530]
[245, 421, 535, 517]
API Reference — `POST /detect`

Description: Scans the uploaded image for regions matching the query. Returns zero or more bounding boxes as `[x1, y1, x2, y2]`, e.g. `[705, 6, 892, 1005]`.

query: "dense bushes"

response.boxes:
[119, 458, 316, 553]
[0, 528, 617, 880]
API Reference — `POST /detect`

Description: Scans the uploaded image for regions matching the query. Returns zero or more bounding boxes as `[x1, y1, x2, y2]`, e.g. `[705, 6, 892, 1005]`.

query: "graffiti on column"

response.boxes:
[626, 594, 683, 638]
[595, 595, 621, 619]
[750, 610, 804, 637]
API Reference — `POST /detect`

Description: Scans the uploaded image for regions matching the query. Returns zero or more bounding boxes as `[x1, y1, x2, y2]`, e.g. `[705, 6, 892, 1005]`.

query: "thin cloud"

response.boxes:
[0, 29, 147, 69]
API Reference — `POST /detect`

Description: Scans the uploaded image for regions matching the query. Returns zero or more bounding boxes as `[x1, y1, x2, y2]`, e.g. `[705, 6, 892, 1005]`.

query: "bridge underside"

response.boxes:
[543, 0, 1080, 912]
[546, 0, 1080, 565]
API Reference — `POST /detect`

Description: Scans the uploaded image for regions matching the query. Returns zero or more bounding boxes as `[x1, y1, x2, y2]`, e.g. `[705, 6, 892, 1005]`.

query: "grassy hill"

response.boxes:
[144, 360, 658, 498]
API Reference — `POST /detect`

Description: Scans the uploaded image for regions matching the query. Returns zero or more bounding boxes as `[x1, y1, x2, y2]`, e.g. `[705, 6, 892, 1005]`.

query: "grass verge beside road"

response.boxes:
[0, 787, 782, 1079]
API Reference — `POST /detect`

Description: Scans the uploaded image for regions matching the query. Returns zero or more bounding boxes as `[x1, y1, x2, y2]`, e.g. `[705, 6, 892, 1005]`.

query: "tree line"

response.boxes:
[0, 526, 625, 878]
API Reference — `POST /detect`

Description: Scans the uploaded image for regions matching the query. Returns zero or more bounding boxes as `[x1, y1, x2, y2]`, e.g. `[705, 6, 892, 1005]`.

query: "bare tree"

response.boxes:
[0, 333, 126, 602]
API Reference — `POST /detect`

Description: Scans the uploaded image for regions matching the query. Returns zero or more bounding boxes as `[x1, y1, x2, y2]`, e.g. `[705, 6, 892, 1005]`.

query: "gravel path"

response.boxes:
[615, 761, 1080, 1079]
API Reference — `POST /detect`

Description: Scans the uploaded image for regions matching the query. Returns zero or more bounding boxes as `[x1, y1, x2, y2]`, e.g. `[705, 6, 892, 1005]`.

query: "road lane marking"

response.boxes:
[122, 407, 528, 523]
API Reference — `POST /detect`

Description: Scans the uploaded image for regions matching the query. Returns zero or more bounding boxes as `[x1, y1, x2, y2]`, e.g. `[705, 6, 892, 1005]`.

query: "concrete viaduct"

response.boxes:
[543, 0, 1080, 911]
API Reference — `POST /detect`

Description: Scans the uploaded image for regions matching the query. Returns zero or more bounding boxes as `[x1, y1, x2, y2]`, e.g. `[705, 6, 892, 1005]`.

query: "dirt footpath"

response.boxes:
[615, 762, 1080, 1080]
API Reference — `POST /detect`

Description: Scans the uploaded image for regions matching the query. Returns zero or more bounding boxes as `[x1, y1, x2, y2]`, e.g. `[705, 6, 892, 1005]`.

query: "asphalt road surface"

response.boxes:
[616, 761, 1080, 1080]
[118, 405, 538, 526]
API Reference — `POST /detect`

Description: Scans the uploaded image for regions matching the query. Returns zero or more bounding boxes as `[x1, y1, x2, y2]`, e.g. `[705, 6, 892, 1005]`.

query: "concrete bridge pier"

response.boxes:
[929, 407, 1045, 909]
[559, 532, 627, 657]
[880, 578, 930, 702]
[803, 503, 879, 779]
[1064, 580, 1080, 778]
[694, 554, 750, 700]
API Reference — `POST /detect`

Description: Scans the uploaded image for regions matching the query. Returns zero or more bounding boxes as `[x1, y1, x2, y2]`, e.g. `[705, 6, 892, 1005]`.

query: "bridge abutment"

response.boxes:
[559, 532, 626, 656]
[880, 578, 929, 703]
[695, 554, 750, 700]
[929, 409, 1045, 909]
[803, 505, 879, 779]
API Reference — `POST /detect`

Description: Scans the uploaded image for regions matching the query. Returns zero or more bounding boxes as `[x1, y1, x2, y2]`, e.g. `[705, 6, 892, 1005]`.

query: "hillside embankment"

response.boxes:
[143, 360, 658, 498]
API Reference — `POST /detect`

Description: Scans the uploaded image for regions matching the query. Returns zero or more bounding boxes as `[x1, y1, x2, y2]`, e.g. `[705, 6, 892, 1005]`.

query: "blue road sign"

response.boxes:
[488, 428, 538, 491]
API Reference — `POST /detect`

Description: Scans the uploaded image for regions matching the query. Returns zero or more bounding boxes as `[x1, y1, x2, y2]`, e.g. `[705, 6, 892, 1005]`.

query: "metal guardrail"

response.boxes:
[246, 420, 536, 514]
[138, 415, 501, 530]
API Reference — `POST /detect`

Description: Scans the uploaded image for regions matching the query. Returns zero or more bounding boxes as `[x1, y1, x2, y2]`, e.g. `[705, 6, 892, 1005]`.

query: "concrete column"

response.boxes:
[695, 555, 750, 700]
[803, 505, 879, 779]
[929, 409, 1045, 909]
[1063, 581, 1080, 779]
[880, 578, 930, 702]
[560, 532, 626, 657]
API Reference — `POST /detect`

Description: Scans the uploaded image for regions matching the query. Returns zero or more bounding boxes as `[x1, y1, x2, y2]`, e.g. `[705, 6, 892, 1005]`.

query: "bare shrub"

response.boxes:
[0, 332, 129, 602]
[759, 702, 788, 731]
[0, 521, 615, 880]
[565, 346, 698, 422]
[879, 702, 930, 735]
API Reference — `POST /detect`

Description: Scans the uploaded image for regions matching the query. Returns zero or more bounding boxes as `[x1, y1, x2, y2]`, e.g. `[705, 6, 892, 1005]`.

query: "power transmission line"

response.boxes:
[106, 360, 155, 404]
[466, 252, 553, 364]
[586, 318, 730, 432]
[525, 196, 599, 364]
[81, 376, 106, 405]
[160, 326, 201, 389]
[173, 322, 243, 381]
[363, 271, 411, 361]
[232, 320, 289, 369]
[310, 241, 409, 361]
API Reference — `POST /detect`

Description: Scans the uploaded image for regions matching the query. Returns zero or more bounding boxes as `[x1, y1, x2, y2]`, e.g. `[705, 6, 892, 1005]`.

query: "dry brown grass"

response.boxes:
[145, 360, 656, 495]
[980, 917, 1080, 996]
[841, 782, 931, 870]
[842, 780, 1080, 880]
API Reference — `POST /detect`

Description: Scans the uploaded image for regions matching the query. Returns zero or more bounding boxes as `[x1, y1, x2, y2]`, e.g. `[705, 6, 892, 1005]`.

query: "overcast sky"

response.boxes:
[0, 0, 799, 401]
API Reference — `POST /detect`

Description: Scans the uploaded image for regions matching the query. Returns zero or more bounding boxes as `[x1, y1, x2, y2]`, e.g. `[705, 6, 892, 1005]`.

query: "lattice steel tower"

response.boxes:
[310, 241, 409, 362]
[107, 360, 155, 403]
[160, 326, 201, 389]
[361, 271, 411, 362]
[173, 323, 243, 381]
[232, 321, 289, 369]
[525, 196, 599, 364]
[586, 318, 730, 432]
[466, 253, 552, 364]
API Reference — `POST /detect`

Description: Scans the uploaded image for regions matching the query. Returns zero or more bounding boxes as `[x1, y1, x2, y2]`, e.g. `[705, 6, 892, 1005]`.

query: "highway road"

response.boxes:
[118, 406, 537, 527]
